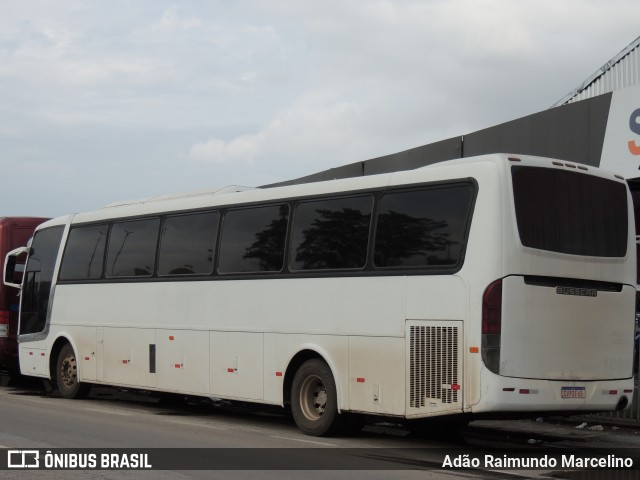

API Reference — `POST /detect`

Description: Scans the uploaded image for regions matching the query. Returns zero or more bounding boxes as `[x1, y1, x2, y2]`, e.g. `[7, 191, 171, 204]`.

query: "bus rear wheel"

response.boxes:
[56, 343, 91, 399]
[291, 359, 347, 436]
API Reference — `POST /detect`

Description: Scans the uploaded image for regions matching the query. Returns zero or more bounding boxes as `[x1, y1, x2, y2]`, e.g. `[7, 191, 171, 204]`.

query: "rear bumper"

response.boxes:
[472, 369, 635, 413]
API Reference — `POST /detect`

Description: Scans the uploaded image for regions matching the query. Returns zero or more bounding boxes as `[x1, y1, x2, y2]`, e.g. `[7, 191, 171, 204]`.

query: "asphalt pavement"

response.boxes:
[467, 416, 640, 449]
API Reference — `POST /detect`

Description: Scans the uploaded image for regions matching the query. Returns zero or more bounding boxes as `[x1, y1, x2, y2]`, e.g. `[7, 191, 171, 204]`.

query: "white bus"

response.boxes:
[4, 153, 636, 436]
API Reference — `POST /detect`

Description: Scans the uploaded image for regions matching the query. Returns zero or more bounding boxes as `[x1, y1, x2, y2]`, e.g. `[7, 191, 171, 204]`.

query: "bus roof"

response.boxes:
[37, 153, 626, 229]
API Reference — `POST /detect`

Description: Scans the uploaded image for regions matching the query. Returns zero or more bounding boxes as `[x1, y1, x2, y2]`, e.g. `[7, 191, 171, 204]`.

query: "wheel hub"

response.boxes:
[60, 354, 77, 388]
[299, 375, 327, 421]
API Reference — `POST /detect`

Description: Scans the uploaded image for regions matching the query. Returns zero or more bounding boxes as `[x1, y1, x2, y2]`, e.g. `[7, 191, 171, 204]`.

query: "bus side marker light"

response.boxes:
[40, 352, 45, 356]
[609, 390, 618, 395]
[469, 347, 479, 353]
[451, 384, 460, 390]
[519, 389, 538, 394]
[275, 371, 283, 377]
[502, 388, 515, 392]
[227, 368, 236, 373]
[175, 364, 183, 369]
[28, 352, 33, 356]
[169, 336, 175, 341]
[624, 389, 633, 394]
[356, 378, 365, 383]
[84, 356, 90, 361]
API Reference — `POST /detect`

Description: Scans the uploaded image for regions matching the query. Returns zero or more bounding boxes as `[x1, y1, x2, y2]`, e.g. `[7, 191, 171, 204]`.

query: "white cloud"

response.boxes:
[58, 58, 173, 87]
[152, 6, 202, 33]
[190, 91, 364, 173]
[1, 0, 640, 216]
[190, 137, 260, 165]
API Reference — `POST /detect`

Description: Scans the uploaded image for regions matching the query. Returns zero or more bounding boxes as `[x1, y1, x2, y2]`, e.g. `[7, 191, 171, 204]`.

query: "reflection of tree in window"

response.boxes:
[167, 265, 197, 275]
[107, 219, 158, 277]
[110, 229, 134, 276]
[294, 208, 370, 269]
[373, 186, 474, 268]
[87, 230, 106, 277]
[375, 211, 457, 267]
[59, 226, 107, 281]
[243, 205, 288, 271]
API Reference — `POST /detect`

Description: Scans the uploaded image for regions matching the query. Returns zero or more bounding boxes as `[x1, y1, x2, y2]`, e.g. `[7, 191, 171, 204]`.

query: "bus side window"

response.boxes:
[59, 224, 108, 281]
[373, 185, 474, 268]
[218, 204, 289, 274]
[289, 196, 372, 271]
[158, 212, 219, 276]
[105, 219, 160, 278]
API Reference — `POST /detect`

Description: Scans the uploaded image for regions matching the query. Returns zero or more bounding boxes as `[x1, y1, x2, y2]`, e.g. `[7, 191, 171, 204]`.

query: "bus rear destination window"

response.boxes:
[511, 166, 628, 257]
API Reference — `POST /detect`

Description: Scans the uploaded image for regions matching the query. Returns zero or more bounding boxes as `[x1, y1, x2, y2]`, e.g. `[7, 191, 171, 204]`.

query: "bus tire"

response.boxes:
[56, 343, 91, 399]
[291, 359, 344, 436]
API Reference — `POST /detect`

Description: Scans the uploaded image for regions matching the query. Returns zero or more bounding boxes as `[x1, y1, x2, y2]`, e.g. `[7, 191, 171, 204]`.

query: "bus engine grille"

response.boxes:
[409, 324, 460, 408]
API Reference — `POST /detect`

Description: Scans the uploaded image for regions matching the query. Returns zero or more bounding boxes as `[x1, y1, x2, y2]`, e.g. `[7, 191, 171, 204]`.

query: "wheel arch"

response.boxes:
[49, 335, 74, 382]
[283, 346, 345, 413]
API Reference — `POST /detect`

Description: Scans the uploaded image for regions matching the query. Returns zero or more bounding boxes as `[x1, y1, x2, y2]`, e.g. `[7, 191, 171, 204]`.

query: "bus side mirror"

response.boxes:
[4, 246, 29, 290]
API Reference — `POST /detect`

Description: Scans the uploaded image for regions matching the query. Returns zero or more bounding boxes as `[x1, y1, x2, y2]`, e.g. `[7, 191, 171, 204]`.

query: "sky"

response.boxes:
[2, 0, 640, 217]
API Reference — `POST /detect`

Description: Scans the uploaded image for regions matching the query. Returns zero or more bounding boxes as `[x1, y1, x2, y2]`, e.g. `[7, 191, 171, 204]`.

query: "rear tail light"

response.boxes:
[0, 310, 9, 338]
[482, 280, 502, 334]
[482, 279, 502, 374]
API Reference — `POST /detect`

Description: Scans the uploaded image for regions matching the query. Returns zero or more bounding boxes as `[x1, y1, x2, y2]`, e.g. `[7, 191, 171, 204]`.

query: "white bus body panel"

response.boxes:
[102, 327, 156, 389]
[500, 278, 635, 380]
[211, 331, 264, 400]
[158, 329, 210, 395]
[19, 347, 47, 376]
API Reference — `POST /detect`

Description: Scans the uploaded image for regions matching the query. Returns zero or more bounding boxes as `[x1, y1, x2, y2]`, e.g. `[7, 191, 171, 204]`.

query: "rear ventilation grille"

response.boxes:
[409, 325, 460, 408]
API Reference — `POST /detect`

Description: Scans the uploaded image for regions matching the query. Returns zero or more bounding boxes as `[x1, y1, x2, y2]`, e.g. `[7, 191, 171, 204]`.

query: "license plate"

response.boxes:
[561, 387, 586, 399]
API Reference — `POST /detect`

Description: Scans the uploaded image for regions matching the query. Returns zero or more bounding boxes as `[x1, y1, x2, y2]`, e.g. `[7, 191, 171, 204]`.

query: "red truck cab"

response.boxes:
[0, 217, 50, 374]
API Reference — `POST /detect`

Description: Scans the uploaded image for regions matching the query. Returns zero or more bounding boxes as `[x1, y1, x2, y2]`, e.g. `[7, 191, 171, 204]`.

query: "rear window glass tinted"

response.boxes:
[512, 166, 628, 257]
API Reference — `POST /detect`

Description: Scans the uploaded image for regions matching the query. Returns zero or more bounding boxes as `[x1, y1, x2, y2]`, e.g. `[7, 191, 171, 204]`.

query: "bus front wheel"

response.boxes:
[55, 343, 91, 399]
[291, 359, 345, 436]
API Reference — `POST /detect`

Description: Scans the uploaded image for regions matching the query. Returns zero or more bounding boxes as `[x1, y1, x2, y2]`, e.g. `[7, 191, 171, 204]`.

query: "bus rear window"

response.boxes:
[511, 166, 628, 257]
